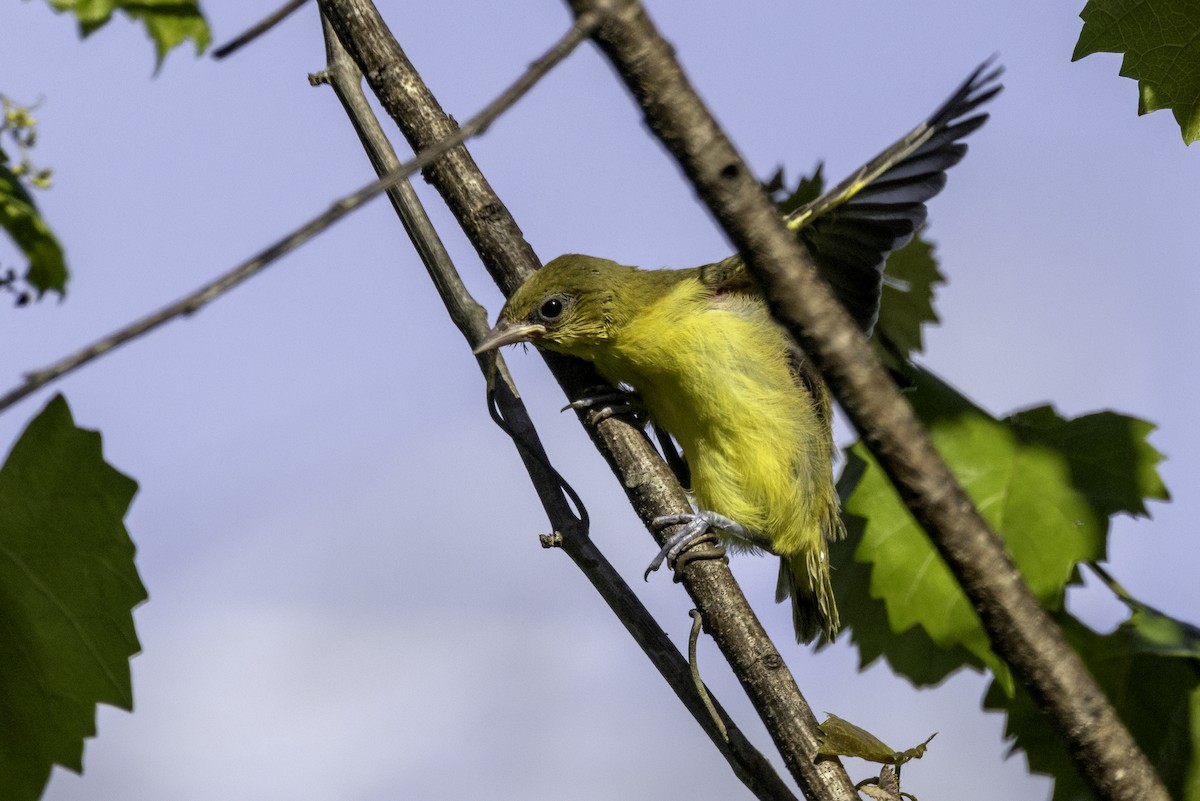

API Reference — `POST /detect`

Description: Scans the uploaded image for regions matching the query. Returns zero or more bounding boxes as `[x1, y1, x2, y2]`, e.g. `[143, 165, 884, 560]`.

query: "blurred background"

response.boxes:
[1, 1, 1195, 799]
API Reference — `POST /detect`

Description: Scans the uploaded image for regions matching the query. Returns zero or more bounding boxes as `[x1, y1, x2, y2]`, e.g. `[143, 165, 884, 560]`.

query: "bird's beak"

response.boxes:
[473, 320, 547, 354]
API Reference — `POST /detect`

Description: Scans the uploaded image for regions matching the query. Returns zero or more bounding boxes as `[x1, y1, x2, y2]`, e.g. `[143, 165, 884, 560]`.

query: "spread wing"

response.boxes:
[701, 59, 1002, 335]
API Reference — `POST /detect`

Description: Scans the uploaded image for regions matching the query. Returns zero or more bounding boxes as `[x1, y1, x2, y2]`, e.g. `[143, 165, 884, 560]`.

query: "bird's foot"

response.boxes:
[562, 385, 646, 425]
[645, 511, 737, 581]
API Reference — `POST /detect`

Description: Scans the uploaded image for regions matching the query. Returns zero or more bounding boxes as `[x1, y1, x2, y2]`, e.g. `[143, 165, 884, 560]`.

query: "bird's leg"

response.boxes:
[652, 423, 691, 488]
[562, 385, 646, 426]
[644, 510, 765, 580]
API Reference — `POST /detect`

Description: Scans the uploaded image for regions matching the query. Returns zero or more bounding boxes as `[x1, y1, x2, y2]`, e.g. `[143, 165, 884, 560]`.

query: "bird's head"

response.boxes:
[474, 254, 635, 358]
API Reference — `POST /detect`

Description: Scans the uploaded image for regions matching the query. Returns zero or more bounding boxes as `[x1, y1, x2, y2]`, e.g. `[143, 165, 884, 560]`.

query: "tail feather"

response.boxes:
[776, 542, 839, 644]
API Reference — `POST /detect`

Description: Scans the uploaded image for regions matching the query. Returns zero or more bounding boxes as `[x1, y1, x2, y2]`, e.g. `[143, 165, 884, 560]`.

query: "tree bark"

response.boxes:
[560, 1, 1168, 800]
[318, 1, 862, 798]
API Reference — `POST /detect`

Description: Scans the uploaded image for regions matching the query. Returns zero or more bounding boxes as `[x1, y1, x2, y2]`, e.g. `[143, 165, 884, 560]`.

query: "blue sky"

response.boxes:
[2, 2, 1196, 799]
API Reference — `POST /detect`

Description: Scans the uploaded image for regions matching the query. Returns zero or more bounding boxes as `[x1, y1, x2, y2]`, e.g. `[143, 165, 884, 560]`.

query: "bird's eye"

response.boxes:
[538, 296, 565, 321]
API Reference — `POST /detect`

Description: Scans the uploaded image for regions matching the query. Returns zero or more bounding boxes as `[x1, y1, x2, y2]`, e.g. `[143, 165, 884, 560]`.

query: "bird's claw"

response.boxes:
[562, 386, 645, 425]
[645, 511, 732, 581]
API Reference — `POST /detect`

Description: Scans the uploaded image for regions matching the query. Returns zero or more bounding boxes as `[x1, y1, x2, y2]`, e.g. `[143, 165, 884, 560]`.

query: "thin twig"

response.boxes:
[315, 14, 492, 347]
[689, 609, 727, 742]
[315, 15, 796, 801]
[0, 10, 598, 417]
[561, 1, 1168, 800]
[213, 0, 313, 59]
[319, 2, 859, 799]
[1087, 562, 1135, 606]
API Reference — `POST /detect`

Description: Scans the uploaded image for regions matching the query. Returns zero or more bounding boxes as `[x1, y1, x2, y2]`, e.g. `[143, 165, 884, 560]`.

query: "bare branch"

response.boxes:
[559, 1, 1168, 800]
[319, 1, 860, 799]
[315, 14, 797, 801]
[213, 0, 312, 60]
[315, 14, 492, 347]
[0, 6, 596, 417]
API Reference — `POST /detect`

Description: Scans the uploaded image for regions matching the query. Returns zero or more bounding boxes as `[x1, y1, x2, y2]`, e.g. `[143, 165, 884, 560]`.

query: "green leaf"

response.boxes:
[1123, 598, 1200, 660]
[1072, 0, 1200, 144]
[817, 713, 937, 765]
[1007, 405, 1169, 518]
[0, 149, 67, 297]
[43, 0, 212, 67]
[827, 485, 986, 687]
[838, 366, 1168, 692]
[872, 233, 944, 361]
[984, 611, 1200, 800]
[0, 395, 146, 801]
[769, 162, 826, 216]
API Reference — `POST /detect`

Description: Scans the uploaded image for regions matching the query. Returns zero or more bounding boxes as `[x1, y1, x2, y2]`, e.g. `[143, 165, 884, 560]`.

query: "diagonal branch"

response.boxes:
[213, 0, 313, 59]
[318, 1, 860, 799]
[559, 1, 1169, 800]
[0, 3, 594, 418]
[314, 17, 797, 800]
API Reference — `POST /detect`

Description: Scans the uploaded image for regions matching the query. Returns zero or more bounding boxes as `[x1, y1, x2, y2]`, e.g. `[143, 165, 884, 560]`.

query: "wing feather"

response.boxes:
[700, 60, 1002, 335]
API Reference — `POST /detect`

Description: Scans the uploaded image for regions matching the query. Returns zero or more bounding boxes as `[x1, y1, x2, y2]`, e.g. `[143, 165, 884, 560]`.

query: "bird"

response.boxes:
[474, 61, 1001, 643]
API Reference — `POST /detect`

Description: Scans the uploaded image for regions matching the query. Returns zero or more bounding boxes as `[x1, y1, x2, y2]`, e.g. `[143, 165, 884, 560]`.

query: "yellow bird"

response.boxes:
[476, 63, 1001, 642]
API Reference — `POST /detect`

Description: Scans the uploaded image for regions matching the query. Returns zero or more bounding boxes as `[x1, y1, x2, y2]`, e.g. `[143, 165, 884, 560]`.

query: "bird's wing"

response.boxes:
[702, 59, 1002, 335]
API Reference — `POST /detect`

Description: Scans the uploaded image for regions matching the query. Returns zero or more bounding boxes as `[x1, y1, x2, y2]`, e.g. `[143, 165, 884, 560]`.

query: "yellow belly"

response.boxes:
[591, 278, 835, 558]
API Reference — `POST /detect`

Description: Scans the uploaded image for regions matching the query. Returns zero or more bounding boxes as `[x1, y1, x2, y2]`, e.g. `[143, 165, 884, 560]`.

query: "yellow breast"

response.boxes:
[589, 277, 832, 557]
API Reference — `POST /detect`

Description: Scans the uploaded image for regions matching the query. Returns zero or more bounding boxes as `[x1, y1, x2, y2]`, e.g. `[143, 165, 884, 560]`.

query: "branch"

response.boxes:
[213, 0, 312, 60]
[313, 18, 799, 800]
[560, 1, 1168, 800]
[318, 2, 860, 799]
[0, 0, 592, 418]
